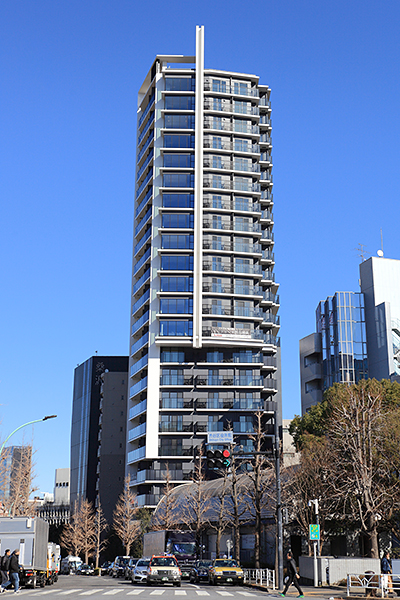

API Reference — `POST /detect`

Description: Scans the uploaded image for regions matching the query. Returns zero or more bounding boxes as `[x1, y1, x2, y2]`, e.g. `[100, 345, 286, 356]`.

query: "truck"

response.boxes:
[60, 555, 83, 574]
[0, 517, 51, 588]
[143, 530, 197, 580]
[46, 542, 60, 585]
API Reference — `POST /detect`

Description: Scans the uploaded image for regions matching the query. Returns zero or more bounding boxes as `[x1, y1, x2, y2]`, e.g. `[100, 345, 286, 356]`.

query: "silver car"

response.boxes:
[131, 558, 151, 584]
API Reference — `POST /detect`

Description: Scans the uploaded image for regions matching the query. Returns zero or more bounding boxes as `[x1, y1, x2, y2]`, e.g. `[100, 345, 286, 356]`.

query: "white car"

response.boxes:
[131, 558, 151, 584]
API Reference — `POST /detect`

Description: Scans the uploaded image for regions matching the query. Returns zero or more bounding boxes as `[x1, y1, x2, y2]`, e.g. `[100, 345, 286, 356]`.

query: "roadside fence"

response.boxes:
[243, 568, 275, 589]
[347, 573, 400, 597]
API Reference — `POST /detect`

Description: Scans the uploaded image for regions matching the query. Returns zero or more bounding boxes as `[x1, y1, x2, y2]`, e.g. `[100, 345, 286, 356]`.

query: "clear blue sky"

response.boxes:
[1, 0, 399, 494]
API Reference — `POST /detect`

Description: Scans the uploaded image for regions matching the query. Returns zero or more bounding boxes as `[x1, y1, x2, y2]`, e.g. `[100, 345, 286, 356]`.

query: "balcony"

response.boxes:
[202, 283, 262, 297]
[196, 399, 264, 410]
[202, 219, 261, 233]
[129, 399, 147, 420]
[204, 100, 259, 115]
[130, 332, 149, 357]
[135, 207, 152, 237]
[138, 93, 155, 128]
[261, 291, 280, 305]
[202, 305, 263, 318]
[135, 188, 152, 218]
[160, 398, 193, 409]
[129, 377, 148, 399]
[204, 120, 259, 135]
[204, 82, 259, 97]
[159, 422, 193, 433]
[133, 248, 151, 277]
[202, 326, 265, 342]
[262, 270, 275, 282]
[160, 375, 194, 386]
[136, 169, 153, 200]
[259, 134, 272, 145]
[202, 376, 263, 387]
[136, 469, 188, 483]
[131, 310, 150, 336]
[130, 354, 148, 377]
[137, 149, 154, 182]
[264, 378, 278, 390]
[127, 447, 146, 464]
[132, 269, 150, 296]
[129, 422, 146, 441]
[203, 196, 261, 213]
[131, 289, 150, 317]
[138, 112, 154, 145]
[134, 228, 151, 257]
[137, 131, 154, 164]
[202, 262, 262, 276]
[203, 138, 260, 154]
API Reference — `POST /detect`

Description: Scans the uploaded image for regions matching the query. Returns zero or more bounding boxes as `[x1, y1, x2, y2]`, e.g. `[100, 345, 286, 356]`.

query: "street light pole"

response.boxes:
[0, 415, 57, 456]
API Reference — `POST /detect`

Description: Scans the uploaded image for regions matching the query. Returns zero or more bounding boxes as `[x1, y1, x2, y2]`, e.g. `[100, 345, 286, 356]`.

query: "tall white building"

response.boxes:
[128, 27, 281, 506]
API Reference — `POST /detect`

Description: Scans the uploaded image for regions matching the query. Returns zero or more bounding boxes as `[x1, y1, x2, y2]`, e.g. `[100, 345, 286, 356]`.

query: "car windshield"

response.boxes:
[119, 558, 130, 566]
[215, 560, 239, 568]
[198, 561, 212, 567]
[137, 560, 150, 567]
[151, 557, 177, 567]
[171, 542, 196, 556]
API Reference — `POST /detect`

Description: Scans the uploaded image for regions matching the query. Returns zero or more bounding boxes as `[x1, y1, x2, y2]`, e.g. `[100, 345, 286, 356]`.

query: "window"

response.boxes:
[162, 194, 194, 208]
[160, 298, 193, 314]
[160, 415, 183, 432]
[234, 177, 251, 192]
[159, 320, 193, 336]
[161, 255, 193, 270]
[161, 391, 184, 409]
[235, 258, 251, 273]
[234, 138, 249, 152]
[164, 134, 194, 148]
[234, 100, 250, 114]
[159, 438, 183, 456]
[160, 276, 193, 291]
[161, 349, 185, 363]
[212, 175, 223, 189]
[163, 153, 194, 168]
[234, 197, 251, 211]
[234, 81, 249, 96]
[212, 116, 222, 130]
[208, 415, 223, 431]
[212, 136, 222, 149]
[163, 173, 194, 188]
[161, 234, 193, 249]
[213, 97, 222, 111]
[162, 213, 194, 228]
[212, 156, 223, 169]
[161, 368, 184, 385]
[234, 158, 250, 172]
[207, 351, 223, 362]
[212, 79, 227, 93]
[211, 299, 223, 314]
[212, 256, 222, 271]
[212, 215, 222, 229]
[234, 119, 250, 133]
[165, 96, 195, 110]
[235, 216, 251, 231]
[165, 78, 194, 91]
[165, 114, 195, 129]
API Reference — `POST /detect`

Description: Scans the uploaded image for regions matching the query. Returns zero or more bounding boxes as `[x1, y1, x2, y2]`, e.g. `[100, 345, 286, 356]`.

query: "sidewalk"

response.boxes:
[247, 583, 347, 598]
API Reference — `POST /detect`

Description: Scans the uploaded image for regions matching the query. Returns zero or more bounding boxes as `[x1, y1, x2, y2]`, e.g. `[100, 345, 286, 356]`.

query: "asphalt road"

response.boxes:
[11, 575, 275, 600]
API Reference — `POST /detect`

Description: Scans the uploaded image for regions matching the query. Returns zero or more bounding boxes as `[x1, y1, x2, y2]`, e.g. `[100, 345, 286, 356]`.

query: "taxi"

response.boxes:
[147, 555, 181, 587]
[209, 558, 244, 585]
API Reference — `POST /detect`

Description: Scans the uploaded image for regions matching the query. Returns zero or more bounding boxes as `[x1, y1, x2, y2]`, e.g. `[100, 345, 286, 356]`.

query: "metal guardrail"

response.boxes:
[346, 573, 400, 597]
[244, 568, 275, 589]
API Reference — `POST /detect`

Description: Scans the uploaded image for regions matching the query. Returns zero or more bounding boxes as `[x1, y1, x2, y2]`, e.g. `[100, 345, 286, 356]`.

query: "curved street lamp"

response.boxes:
[0, 415, 57, 456]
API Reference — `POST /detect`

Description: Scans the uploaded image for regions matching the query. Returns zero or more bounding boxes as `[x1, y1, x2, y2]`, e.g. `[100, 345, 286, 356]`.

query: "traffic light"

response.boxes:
[207, 449, 231, 470]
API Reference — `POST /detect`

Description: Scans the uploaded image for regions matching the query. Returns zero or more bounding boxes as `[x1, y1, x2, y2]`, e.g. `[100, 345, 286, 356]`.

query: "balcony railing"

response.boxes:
[130, 332, 149, 357]
[261, 291, 280, 305]
[134, 228, 151, 256]
[137, 131, 154, 163]
[202, 326, 266, 341]
[160, 398, 194, 409]
[130, 354, 148, 377]
[203, 138, 260, 154]
[202, 219, 261, 233]
[262, 270, 275, 282]
[127, 447, 146, 464]
[129, 423, 146, 441]
[135, 188, 152, 218]
[131, 310, 149, 336]
[129, 400, 147, 420]
[137, 149, 154, 182]
[138, 93, 155, 128]
[133, 248, 151, 277]
[132, 270, 150, 296]
[202, 283, 261, 296]
[130, 376, 148, 399]
[136, 469, 188, 483]
[202, 305, 263, 318]
[204, 100, 259, 115]
[204, 120, 259, 135]
[159, 422, 193, 433]
[131, 289, 150, 317]
[160, 376, 194, 386]
[203, 376, 263, 387]
[135, 207, 152, 237]
[204, 82, 259, 97]
[203, 197, 261, 213]
[136, 169, 153, 200]
[138, 113, 154, 145]
[202, 262, 262, 275]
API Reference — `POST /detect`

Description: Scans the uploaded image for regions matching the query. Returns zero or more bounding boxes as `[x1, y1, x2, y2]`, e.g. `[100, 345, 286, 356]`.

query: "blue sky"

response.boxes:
[1, 0, 399, 494]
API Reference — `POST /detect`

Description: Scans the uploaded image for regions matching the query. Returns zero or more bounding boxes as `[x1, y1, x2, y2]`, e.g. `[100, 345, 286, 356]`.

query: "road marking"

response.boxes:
[175, 591, 186, 595]
[196, 591, 210, 596]
[237, 593, 256, 597]
[80, 590, 104, 596]
[127, 591, 145, 595]
[216, 592, 234, 596]
[150, 591, 165, 595]
[103, 590, 123, 596]
[57, 590, 84, 595]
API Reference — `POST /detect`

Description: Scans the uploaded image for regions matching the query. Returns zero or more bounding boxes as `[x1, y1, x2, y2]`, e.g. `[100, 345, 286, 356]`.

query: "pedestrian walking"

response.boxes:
[381, 551, 393, 596]
[0, 550, 10, 586]
[0, 549, 21, 594]
[280, 551, 304, 598]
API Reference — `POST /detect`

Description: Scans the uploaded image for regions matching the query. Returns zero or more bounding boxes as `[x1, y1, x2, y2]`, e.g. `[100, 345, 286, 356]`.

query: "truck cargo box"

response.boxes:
[0, 517, 49, 571]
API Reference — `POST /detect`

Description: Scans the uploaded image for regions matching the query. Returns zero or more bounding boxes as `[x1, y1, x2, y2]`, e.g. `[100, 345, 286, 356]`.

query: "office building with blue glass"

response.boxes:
[128, 27, 281, 507]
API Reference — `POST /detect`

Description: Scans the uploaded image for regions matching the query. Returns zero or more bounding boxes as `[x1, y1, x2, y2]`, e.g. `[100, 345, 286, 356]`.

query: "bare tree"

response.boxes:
[152, 464, 179, 530]
[7, 446, 38, 517]
[113, 477, 140, 555]
[180, 451, 211, 548]
[60, 499, 87, 557]
[224, 449, 248, 562]
[209, 470, 231, 558]
[93, 501, 108, 569]
[245, 412, 274, 568]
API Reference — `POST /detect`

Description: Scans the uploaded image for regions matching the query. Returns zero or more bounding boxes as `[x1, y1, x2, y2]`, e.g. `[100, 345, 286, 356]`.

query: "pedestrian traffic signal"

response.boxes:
[207, 449, 231, 469]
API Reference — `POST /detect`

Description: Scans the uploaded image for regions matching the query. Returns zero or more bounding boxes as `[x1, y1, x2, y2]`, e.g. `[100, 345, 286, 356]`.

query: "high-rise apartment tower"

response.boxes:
[128, 27, 281, 506]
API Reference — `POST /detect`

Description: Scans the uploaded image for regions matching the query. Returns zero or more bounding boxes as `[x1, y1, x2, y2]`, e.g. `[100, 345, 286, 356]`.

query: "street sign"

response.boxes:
[207, 431, 233, 444]
[309, 524, 320, 540]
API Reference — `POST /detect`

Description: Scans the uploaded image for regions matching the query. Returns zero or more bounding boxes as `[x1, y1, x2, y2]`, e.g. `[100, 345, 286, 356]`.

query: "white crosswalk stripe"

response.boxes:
[127, 590, 145, 595]
[195, 591, 210, 596]
[216, 592, 234, 596]
[103, 590, 123, 595]
[175, 591, 186, 595]
[80, 590, 104, 596]
[57, 590, 84, 595]
[237, 593, 256, 596]
[150, 590, 165, 595]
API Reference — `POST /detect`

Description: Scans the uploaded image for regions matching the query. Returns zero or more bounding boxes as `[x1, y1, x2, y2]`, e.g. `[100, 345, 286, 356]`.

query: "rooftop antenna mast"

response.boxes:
[377, 228, 384, 257]
[355, 243, 368, 261]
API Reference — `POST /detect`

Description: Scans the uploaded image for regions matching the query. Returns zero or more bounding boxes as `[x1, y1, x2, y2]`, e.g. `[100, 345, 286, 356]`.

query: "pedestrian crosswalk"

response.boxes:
[21, 587, 261, 598]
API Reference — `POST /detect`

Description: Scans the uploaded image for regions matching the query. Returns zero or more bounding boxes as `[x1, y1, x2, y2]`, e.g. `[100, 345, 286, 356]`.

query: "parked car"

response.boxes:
[100, 562, 112, 576]
[147, 555, 181, 587]
[208, 559, 244, 585]
[125, 558, 139, 580]
[77, 564, 94, 576]
[107, 562, 114, 576]
[131, 558, 150, 584]
[189, 560, 213, 583]
[112, 556, 130, 578]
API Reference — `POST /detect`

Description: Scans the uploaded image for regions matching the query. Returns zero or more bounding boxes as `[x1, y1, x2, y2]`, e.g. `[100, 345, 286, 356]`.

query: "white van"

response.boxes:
[60, 556, 83, 574]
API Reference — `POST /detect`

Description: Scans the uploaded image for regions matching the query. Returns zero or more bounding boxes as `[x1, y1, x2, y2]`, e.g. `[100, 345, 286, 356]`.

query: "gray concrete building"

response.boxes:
[128, 27, 281, 507]
[70, 355, 128, 523]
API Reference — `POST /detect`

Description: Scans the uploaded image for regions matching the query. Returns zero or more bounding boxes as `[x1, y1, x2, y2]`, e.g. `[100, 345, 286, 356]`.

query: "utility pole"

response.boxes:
[275, 417, 283, 590]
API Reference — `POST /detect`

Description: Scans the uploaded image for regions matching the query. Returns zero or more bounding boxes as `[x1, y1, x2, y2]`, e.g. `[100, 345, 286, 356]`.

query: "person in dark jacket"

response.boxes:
[0, 550, 10, 585]
[0, 550, 20, 594]
[280, 551, 304, 597]
[381, 551, 392, 596]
